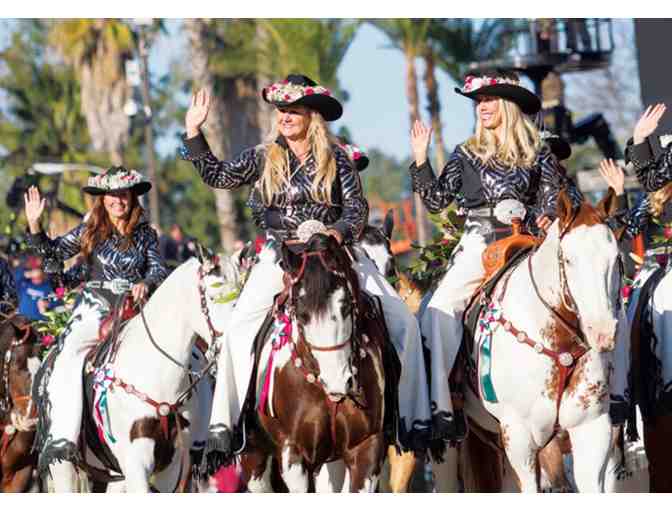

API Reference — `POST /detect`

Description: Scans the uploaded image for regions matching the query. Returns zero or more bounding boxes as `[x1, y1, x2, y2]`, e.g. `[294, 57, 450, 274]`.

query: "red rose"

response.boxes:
[664, 227, 672, 239]
[305, 87, 314, 95]
[621, 285, 632, 299]
[270, 85, 276, 91]
[283, 94, 291, 101]
[41, 335, 55, 348]
[282, 79, 288, 84]
[441, 239, 451, 245]
[353, 151, 361, 160]
[55, 287, 66, 299]
[324, 89, 331, 96]
[656, 254, 669, 266]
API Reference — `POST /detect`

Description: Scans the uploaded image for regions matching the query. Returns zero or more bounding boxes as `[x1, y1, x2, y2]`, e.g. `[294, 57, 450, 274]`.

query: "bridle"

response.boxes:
[0, 318, 33, 415]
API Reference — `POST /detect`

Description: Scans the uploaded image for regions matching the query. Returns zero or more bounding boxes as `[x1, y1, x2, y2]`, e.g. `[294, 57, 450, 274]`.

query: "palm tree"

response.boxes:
[49, 20, 135, 166]
[370, 19, 432, 246]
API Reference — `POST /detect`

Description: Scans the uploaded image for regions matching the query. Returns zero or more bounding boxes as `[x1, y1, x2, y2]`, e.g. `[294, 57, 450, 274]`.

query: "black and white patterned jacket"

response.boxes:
[179, 133, 368, 244]
[26, 220, 167, 292]
[625, 136, 672, 192]
[410, 143, 583, 230]
[0, 258, 17, 314]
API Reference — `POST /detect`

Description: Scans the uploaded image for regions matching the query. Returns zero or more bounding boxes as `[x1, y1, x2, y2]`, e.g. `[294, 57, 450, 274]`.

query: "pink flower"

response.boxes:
[621, 285, 632, 300]
[664, 227, 672, 239]
[656, 254, 669, 266]
[55, 287, 66, 299]
[282, 79, 289, 84]
[353, 151, 361, 160]
[283, 94, 291, 101]
[324, 89, 331, 96]
[41, 335, 55, 348]
[305, 87, 314, 95]
[441, 239, 451, 246]
[269, 85, 276, 91]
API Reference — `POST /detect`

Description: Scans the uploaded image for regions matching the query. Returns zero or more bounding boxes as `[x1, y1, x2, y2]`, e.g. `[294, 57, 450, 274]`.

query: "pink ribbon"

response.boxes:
[258, 313, 292, 414]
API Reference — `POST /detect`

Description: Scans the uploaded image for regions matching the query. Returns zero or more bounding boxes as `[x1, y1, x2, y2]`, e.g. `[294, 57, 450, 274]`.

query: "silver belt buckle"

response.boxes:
[107, 278, 132, 295]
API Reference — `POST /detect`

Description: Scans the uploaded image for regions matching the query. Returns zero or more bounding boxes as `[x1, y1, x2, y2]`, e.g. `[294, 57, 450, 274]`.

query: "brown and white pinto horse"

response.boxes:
[0, 313, 42, 492]
[240, 234, 388, 492]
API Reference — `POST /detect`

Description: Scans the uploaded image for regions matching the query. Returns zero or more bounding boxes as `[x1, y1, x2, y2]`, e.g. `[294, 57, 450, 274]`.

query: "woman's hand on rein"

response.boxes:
[24, 186, 46, 234]
[131, 282, 148, 304]
[185, 88, 212, 138]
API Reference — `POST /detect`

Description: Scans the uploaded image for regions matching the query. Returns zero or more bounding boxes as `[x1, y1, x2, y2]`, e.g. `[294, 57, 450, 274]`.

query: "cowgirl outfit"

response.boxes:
[28, 166, 167, 468]
[611, 135, 672, 421]
[412, 75, 583, 442]
[180, 74, 432, 456]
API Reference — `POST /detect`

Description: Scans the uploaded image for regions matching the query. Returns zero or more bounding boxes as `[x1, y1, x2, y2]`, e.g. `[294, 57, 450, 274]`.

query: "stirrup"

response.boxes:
[204, 424, 234, 476]
[38, 438, 81, 476]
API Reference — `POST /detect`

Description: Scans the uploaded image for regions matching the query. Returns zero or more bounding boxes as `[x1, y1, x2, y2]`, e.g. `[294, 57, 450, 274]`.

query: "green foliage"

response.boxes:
[360, 149, 411, 202]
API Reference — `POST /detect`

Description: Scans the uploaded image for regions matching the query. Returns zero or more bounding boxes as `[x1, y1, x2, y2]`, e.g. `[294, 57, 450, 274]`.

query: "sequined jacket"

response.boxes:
[0, 258, 17, 314]
[609, 193, 672, 253]
[26, 221, 167, 291]
[625, 136, 672, 192]
[179, 133, 368, 244]
[409, 144, 583, 231]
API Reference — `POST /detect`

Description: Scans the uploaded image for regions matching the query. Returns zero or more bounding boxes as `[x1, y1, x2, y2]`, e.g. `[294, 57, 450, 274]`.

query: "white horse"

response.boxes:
[45, 254, 235, 492]
[432, 192, 623, 493]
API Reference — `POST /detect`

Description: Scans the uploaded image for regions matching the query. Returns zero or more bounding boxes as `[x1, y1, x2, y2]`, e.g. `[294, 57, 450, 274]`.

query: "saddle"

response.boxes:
[480, 218, 539, 286]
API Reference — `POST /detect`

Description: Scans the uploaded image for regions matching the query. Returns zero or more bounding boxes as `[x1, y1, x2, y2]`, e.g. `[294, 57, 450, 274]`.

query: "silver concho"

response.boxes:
[306, 373, 316, 383]
[297, 220, 328, 243]
[494, 199, 527, 225]
[158, 404, 171, 417]
[294, 358, 303, 369]
[534, 342, 544, 353]
[516, 332, 527, 343]
[558, 352, 574, 367]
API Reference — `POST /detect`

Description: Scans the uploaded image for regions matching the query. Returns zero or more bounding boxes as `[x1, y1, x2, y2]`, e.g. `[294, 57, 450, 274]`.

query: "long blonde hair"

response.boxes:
[259, 111, 339, 206]
[463, 98, 540, 167]
[649, 182, 672, 217]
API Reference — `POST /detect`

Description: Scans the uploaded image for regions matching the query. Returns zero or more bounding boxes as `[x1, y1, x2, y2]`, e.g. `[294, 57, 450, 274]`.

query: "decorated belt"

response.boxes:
[85, 279, 133, 295]
[466, 206, 497, 217]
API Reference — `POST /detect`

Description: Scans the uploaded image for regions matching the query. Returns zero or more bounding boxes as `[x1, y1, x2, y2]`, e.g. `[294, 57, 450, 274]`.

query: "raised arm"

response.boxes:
[626, 104, 672, 192]
[180, 89, 261, 189]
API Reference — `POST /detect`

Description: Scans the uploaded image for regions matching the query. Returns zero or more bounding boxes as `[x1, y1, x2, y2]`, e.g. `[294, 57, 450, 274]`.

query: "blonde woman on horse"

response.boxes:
[180, 74, 431, 465]
[23, 167, 167, 473]
[409, 71, 582, 444]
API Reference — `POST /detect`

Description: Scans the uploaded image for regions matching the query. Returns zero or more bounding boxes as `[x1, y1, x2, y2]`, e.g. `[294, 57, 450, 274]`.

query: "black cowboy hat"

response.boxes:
[262, 74, 343, 121]
[455, 74, 541, 115]
[339, 140, 369, 172]
[542, 133, 572, 161]
[82, 165, 152, 196]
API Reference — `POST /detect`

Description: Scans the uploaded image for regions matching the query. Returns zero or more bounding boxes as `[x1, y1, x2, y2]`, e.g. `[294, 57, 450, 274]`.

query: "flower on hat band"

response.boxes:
[264, 81, 332, 104]
[461, 75, 520, 94]
[87, 168, 145, 191]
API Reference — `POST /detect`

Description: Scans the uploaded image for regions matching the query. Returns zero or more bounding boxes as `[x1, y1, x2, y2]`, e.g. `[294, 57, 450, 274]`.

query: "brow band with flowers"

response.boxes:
[340, 143, 366, 162]
[264, 80, 332, 103]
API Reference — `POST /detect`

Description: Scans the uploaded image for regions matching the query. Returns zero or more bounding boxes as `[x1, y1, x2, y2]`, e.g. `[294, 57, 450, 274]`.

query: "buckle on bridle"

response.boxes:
[108, 279, 133, 295]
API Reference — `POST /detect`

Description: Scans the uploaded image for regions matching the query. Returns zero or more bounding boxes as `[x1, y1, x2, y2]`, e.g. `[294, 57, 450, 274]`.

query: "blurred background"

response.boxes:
[0, 18, 666, 264]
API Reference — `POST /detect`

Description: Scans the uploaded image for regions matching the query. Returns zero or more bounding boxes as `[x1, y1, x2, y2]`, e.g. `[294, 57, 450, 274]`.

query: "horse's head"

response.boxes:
[550, 189, 622, 352]
[281, 234, 358, 344]
[359, 210, 396, 279]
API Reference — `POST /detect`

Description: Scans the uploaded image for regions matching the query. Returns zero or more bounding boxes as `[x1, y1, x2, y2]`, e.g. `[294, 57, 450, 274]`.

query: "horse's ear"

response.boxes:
[383, 210, 394, 240]
[596, 187, 618, 221]
[556, 188, 574, 229]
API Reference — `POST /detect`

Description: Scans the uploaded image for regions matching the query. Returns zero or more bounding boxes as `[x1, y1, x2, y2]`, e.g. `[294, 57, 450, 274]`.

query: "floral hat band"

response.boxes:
[454, 73, 541, 115]
[262, 74, 343, 121]
[459, 75, 519, 94]
[82, 166, 152, 196]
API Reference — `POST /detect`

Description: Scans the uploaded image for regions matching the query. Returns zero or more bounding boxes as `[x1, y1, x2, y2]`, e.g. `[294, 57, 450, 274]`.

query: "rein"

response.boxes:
[1, 322, 33, 415]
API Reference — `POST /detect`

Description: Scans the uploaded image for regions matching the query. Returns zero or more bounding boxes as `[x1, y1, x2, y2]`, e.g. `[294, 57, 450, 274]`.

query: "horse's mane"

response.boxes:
[360, 225, 389, 248]
[282, 235, 359, 322]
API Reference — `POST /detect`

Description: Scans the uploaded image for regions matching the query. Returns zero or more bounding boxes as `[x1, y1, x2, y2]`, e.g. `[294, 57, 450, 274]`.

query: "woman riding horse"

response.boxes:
[23, 167, 167, 474]
[409, 71, 583, 444]
[180, 74, 431, 463]
[601, 103, 672, 491]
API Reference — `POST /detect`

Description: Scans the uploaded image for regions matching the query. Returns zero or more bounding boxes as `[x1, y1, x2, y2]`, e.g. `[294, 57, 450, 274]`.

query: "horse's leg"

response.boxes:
[122, 438, 156, 493]
[567, 413, 612, 493]
[430, 447, 460, 492]
[499, 420, 538, 493]
[343, 434, 385, 493]
[644, 415, 672, 492]
[386, 446, 416, 492]
[278, 443, 309, 493]
[315, 461, 346, 493]
[105, 481, 125, 493]
[537, 436, 572, 492]
[242, 451, 273, 493]
[2, 463, 32, 493]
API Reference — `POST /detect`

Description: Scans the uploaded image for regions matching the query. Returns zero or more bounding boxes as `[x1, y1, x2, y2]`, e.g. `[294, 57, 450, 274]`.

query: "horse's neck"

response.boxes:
[504, 224, 562, 327]
[114, 260, 200, 396]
